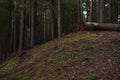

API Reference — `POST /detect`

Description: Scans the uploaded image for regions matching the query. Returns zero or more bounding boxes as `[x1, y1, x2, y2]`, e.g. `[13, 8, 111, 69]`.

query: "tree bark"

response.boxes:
[110, 0, 118, 24]
[82, 22, 120, 31]
[97, 0, 105, 23]
[77, 0, 83, 31]
[58, 0, 61, 38]
[99, 0, 105, 23]
[90, 0, 93, 22]
[96, 0, 100, 22]
[50, 0, 54, 39]
[18, 0, 25, 54]
[31, 0, 37, 47]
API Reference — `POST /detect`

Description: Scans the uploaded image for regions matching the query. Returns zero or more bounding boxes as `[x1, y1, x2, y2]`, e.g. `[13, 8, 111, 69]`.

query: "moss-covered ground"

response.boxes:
[0, 31, 120, 80]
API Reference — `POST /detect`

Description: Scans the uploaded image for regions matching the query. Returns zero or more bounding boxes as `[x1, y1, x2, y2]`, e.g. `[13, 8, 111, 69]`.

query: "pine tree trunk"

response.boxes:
[58, 0, 61, 38]
[31, 0, 37, 47]
[97, 0, 100, 22]
[90, 0, 93, 22]
[99, 0, 105, 23]
[77, 0, 82, 31]
[18, 0, 25, 54]
[50, 0, 54, 39]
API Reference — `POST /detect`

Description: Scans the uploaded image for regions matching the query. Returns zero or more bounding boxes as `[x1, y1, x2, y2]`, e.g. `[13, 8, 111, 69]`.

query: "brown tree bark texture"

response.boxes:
[83, 22, 120, 31]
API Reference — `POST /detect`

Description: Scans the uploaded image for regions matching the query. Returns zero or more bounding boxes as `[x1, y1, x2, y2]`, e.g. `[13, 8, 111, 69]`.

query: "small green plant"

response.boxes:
[80, 57, 89, 61]
[58, 52, 74, 61]
[87, 75, 97, 80]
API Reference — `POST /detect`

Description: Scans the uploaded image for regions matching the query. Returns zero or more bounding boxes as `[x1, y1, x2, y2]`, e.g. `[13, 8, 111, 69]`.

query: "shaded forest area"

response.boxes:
[0, 0, 120, 62]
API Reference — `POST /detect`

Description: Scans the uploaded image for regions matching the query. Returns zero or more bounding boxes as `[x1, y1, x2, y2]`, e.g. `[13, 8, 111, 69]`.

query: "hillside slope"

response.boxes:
[0, 31, 120, 80]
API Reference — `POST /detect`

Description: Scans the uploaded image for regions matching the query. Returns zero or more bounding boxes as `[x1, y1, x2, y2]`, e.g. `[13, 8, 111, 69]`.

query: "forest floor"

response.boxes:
[0, 31, 120, 80]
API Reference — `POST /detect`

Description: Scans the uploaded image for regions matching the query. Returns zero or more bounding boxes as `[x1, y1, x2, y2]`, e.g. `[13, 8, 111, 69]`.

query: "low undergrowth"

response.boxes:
[0, 32, 109, 80]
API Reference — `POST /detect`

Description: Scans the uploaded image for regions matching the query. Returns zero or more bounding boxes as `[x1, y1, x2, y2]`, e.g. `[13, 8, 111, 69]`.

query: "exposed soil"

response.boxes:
[0, 31, 120, 80]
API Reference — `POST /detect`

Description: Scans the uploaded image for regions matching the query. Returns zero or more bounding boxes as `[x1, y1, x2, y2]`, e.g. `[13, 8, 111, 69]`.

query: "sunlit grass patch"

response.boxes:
[85, 34, 101, 41]
[78, 33, 101, 42]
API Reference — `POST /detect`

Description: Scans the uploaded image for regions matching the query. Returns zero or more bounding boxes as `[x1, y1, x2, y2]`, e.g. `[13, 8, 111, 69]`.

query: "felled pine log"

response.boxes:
[80, 22, 120, 31]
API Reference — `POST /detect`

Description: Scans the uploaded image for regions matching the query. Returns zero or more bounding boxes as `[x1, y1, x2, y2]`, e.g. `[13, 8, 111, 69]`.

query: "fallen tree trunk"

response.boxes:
[81, 22, 120, 31]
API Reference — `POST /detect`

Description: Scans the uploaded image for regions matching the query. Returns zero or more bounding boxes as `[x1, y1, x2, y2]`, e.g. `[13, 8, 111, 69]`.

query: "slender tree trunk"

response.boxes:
[18, 0, 25, 54]
[90, 0, 93, 22]
[118, 1, 120, 24]
[77, 0, 82, 21]
[86, 0, 89, 22]
[0, 26, 1, 60]
[13, 10, 16, 55]
[43, 12, 46, 42]
[99, 0, 105, 23]
[10, 0, 15, 57]
[6, 0, 13, 59]
[77, 0, 82, 31]
[58, 0, 61, 38]
[50, 0, 54, 40]
[97, 0, 100, 22]
[31, 0, 37, 47]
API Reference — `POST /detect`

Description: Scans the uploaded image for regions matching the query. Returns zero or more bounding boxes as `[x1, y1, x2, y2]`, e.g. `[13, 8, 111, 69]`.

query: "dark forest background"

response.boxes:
[0, 0, 119, 62]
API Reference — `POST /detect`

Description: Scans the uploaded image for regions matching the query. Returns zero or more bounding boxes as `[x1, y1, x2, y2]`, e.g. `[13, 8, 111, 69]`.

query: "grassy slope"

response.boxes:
[0, 31, 120, 80]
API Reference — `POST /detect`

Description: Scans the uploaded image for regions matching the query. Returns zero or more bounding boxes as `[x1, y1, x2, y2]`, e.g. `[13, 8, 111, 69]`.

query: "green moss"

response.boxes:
[81, 44, 103, 53]
[80, 57, 89, 61]
[0, 33, 103, 80]
[57, 52, 74, 62]
[88, 34, 100, 40]
[79, 33, 101, 42]
[0, 57, 19, 74]
[71, 39, 103, 54]
[87, 75, 97, 80]
[7, 71, 31, 80]
[26, 51, 74, 79]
